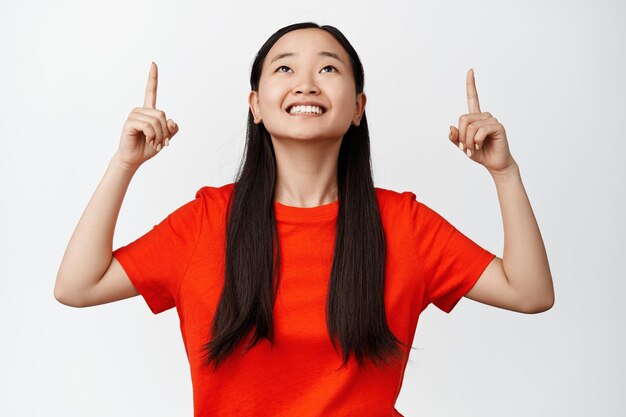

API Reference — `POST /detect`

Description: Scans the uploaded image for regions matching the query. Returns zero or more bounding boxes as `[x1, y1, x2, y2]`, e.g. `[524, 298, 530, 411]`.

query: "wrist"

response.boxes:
[110, 153, 140, 174]
[488, 159, 520, 181]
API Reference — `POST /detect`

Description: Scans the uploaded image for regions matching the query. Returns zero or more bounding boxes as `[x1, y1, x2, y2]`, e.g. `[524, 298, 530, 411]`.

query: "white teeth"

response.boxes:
[289, 105, 324, 115]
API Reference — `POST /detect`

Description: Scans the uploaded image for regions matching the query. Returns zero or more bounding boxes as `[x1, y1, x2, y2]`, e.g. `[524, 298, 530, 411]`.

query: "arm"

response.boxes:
[465, 161, 555, 313]
[55, 62, 178, 307]
[451, 68, 554, 314]
[54, 155, 139, 306]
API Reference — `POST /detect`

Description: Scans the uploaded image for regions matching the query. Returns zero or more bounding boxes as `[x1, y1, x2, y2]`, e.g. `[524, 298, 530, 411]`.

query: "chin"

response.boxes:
[280, 134, 342, 143]
[270, 129, 344, 142]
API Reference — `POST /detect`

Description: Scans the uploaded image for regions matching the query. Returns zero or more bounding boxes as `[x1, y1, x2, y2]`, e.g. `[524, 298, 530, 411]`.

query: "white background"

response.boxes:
[1, 0, 624, 416]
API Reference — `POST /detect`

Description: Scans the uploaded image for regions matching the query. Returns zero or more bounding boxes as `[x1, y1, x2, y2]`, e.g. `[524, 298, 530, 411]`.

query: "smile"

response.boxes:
[287, 105, 325, 116]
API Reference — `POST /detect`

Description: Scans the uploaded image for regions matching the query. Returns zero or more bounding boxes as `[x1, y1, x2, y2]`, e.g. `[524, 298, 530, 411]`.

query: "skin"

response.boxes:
[55, 61, 180, 306]
[248, 28, 366, 207]
[449, 69, 554, 313]
[115, 62, 179, 170]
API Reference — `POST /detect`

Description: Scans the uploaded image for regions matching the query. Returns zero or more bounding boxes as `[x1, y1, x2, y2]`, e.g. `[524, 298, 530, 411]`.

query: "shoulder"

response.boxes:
[195, 182, 235, 206]
[374, 187, 424, 233]
[190, 183, 237, 228]
[374, 186, 419, 212]
[375, 186, 448, 233]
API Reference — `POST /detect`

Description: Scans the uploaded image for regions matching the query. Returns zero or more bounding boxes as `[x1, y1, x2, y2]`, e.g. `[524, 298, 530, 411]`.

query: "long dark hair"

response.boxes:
[199, 22, 413, 372]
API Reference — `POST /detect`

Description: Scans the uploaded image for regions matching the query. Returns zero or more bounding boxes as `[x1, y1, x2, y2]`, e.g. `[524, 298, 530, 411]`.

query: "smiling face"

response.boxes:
[249, 28, 366, 143]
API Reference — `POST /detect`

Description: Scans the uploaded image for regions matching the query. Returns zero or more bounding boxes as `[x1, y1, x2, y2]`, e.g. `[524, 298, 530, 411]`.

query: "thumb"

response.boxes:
[449, 125, 460, 144]
[167, 119, 179, 137]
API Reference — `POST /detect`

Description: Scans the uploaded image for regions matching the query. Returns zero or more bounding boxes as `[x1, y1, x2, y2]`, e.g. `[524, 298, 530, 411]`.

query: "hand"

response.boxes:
[448, 69, 516, 174]
[114, 62, 179, 169]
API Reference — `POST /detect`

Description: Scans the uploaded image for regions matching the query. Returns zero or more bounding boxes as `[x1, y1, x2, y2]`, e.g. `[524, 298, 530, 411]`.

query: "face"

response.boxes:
[249, 28, 366, 143]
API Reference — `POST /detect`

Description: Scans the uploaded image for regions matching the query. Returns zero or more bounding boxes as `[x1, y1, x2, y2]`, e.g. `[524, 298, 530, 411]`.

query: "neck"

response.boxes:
[271, 135, 341, 208]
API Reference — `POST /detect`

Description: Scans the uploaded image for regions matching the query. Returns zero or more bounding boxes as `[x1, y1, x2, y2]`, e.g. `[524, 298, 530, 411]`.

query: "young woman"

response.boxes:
[55, 22, 554, 417]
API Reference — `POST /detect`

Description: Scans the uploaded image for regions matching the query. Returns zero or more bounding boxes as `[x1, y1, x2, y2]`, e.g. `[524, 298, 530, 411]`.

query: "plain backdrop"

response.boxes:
[1, 0, 624, 416]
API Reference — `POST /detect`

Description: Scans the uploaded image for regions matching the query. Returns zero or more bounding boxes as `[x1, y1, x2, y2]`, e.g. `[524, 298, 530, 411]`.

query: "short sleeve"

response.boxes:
[407, 192, 496, 314]
[112, 188, 205, 315]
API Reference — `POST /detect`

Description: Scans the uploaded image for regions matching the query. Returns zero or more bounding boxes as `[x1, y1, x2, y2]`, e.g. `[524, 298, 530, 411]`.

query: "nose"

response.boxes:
[293, 72, 320, 95]
[295, 86, 319, 95]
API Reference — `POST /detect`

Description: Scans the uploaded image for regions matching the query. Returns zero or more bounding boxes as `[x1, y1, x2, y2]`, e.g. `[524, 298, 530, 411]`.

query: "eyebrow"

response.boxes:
[269, 51, 345, 65]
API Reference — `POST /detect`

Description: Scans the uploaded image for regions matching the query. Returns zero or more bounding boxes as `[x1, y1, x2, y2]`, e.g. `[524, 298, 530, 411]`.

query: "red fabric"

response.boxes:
[113, 183, 496, 416]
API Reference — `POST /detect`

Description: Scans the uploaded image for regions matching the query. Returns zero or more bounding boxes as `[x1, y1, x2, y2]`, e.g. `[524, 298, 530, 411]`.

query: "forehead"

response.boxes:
[265, 28, 348, 65]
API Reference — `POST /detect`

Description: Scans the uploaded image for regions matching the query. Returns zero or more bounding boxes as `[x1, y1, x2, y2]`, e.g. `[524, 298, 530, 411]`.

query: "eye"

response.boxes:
[275, 65, 337, 73]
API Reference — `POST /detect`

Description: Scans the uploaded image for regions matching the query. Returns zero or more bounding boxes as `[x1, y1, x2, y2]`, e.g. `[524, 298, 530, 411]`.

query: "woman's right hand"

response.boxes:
[114, 62, 179, 170]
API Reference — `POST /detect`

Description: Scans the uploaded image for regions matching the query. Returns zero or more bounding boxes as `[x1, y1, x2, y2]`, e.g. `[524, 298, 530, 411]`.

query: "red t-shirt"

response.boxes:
[112, 182, 495, 416]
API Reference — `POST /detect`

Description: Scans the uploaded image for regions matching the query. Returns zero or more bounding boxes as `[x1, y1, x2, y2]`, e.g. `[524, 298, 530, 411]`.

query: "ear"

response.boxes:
[248, 90, 262, 124]
[352, 92, 367, 126]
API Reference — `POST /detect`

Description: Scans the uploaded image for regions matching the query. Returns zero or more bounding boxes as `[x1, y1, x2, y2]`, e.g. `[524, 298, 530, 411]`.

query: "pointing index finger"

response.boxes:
[466, 68, 481, 114]
[144, 62, 158, 109]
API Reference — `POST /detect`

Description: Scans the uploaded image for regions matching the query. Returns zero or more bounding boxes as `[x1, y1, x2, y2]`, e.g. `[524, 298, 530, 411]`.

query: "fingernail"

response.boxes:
[150, 139, 154, 147]
[172, 121, 177, 129]
[466, 148, 472, 157]
[475, 143, 479, 151]
[458, 142, 464, 151]
[165, 138, 170, 147]
[156, 143, 162, 151]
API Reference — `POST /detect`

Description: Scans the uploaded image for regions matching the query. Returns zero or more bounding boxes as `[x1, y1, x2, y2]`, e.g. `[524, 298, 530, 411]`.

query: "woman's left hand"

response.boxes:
[449, 69, 516, 174]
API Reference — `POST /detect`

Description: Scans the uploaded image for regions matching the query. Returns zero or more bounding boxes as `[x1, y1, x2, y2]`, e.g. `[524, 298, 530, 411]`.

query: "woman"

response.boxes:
[55, 21, 554, 417]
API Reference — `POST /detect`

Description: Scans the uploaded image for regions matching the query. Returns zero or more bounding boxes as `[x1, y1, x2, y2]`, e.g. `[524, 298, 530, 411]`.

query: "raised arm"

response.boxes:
[448, 68, 554, 314]
[54, 62, 179, 307]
